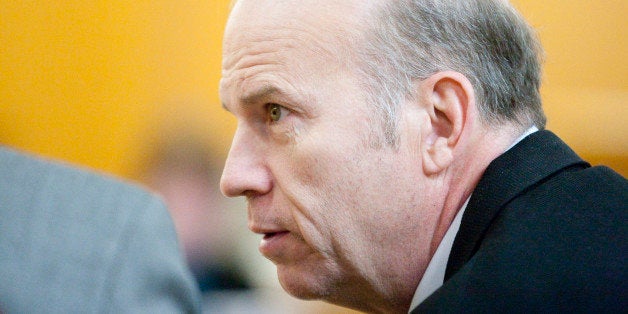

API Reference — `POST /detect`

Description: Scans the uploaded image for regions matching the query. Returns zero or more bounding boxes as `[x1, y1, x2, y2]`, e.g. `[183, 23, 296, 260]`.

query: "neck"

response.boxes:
[429, 125, 524, 255]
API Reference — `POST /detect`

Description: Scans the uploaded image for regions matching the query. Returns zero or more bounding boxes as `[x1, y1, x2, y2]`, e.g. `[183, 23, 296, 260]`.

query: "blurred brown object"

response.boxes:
[140, 133, 249, 292]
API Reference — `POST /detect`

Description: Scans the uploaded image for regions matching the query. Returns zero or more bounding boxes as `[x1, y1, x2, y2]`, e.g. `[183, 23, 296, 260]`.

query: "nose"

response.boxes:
[220, 126, 272, 198]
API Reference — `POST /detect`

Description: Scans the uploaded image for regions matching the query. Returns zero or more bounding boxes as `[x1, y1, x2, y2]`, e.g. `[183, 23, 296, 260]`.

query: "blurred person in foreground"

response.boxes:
[141, 135, 254, 312]
[140, 134, 282, 313]
[218, 0, 627, 313]
[0, 146, 201, 313]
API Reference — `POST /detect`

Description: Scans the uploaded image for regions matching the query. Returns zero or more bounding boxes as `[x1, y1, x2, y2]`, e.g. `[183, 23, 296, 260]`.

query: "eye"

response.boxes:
[268, 103, 285, 122]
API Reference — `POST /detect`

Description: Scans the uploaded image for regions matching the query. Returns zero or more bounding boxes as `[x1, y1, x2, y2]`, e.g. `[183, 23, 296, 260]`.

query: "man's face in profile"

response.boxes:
[219, 0, 433, 307]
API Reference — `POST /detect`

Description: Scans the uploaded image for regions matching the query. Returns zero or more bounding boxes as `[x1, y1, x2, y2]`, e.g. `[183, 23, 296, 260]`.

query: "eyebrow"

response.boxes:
[222, 85, 285, 112]
[241, 85, 282, 105]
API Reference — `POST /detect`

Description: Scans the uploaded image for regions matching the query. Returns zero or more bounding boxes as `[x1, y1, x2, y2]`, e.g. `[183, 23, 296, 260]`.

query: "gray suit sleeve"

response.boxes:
[101, 196, 202, 314]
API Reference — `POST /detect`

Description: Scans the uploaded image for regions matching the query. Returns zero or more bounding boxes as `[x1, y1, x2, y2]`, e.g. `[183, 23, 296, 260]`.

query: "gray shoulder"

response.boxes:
[0, 147, 201, 313]
[0, 146, 159, 216]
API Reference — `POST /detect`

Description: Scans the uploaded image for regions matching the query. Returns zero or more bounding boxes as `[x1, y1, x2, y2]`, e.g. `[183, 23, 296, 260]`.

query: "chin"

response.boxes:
[276, 264, 334, 301]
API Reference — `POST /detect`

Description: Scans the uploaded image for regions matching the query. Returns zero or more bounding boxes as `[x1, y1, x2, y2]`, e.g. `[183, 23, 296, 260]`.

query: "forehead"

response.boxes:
[223, 0, 376, 67]
[220, 1, 377, 107]
[227, 0, 371, 33]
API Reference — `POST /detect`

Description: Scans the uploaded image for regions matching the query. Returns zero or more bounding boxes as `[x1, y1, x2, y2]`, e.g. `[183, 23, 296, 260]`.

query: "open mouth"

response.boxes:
[263, 231, 288, 240]
[263, 232, 276, 240]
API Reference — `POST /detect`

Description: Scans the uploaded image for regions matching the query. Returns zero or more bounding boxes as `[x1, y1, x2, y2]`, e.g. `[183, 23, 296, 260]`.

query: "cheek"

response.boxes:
[287, 134, 424, 232]
[269, 134, 363, 247]
[282, 136, 378, 246]
[286, 124, 370, 186]
[288, 135, 365, 211]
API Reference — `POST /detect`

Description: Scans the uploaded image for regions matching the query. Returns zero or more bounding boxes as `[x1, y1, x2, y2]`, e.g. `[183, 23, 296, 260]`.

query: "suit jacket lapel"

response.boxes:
[444, 130, 589, 280]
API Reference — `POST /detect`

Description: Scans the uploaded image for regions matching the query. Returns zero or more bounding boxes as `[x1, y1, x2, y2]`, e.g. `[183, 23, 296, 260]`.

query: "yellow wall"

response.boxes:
[1, 0, 626, 179]
[513, 0, 627, 175]
[0, 1, 233, 178]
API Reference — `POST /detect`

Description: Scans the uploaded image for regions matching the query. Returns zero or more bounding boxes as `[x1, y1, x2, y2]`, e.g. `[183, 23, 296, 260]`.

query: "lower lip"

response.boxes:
[259, 231, 290, 257]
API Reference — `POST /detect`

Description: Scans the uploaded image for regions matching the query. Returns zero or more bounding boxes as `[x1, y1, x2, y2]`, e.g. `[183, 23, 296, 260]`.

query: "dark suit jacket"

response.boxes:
[0, 147, 201, 313]
[413, 131, 627, 313]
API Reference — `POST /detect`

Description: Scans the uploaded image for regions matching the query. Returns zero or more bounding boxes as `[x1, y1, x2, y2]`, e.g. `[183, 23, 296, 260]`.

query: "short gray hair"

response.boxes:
[357, 0, 547, 144]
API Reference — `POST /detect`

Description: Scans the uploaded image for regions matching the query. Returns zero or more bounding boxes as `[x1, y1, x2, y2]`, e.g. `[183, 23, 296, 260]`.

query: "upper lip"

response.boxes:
[247, 200, 289, 235]
[249, 222, 288, 236]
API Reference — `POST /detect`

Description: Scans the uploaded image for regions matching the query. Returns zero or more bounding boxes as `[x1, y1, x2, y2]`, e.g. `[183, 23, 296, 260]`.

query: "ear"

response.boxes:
[418, 71, 475, 175]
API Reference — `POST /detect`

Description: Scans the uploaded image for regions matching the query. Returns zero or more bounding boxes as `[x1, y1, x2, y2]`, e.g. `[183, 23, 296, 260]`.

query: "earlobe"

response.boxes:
[419, 71, 474, 175]
[422, 136, 453, 175]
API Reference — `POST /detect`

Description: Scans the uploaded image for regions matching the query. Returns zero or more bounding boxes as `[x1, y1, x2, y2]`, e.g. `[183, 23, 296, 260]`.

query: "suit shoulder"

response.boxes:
[518, 163, 627, 214]
[0, 147, 200, 313]
[0, 146, 174, 275]
[420, 164, 627, 312]
[0, 146, 162, 218]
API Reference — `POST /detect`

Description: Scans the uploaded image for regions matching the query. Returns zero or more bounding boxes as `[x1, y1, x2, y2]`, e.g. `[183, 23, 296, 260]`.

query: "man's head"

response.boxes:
[219, 0, 544, 312]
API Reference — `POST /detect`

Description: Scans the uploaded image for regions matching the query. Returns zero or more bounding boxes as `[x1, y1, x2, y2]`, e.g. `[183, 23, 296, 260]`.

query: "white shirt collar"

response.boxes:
[409, 197, 469, 309]
[408, 126, 538, 311]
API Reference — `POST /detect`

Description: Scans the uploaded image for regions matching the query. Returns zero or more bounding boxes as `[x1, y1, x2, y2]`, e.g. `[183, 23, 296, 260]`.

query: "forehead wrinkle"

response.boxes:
[227, 32, 338, 74]
[223, 39, 283, 78]
[222, 40, 321, 112]
[221, 42, 284, 111]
